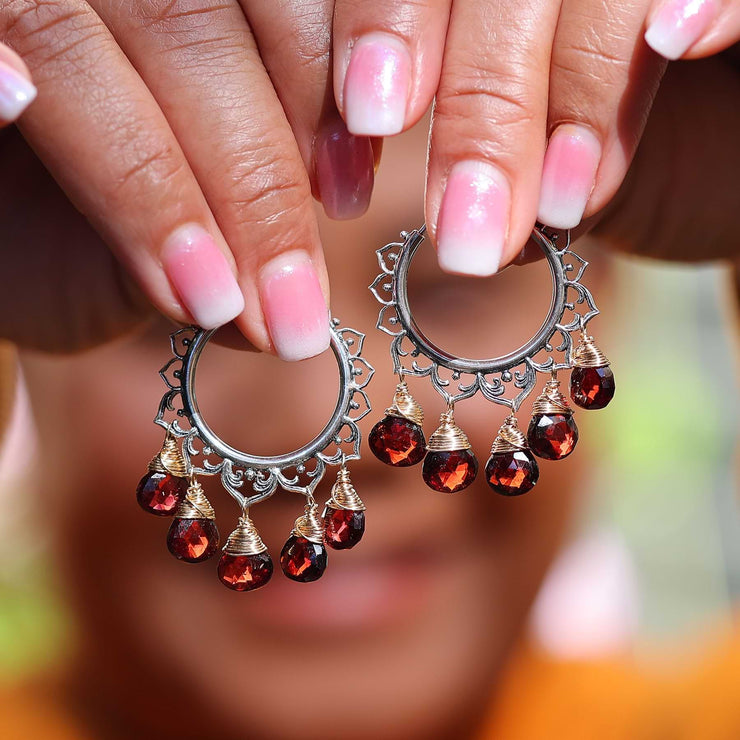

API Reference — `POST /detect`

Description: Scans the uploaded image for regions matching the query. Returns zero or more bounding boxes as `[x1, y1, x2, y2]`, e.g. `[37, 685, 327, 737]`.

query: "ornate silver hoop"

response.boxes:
[137, 317, 374, 590]
[154, 319, 373, 507]
[367, 223, 614, 498]
[370, 224, 599, 412]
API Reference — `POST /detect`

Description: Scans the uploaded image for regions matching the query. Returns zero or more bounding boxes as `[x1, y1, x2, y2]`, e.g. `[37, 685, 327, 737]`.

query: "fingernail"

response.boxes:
[538, 124, 601, 229]
[316, 117, 374, 220]
[161, 224, 245, 329]
[436, 161, 510, 277]
[644, 0, 717, 60]
[0, 61, 36, 122]
[343, 33, 411, 136]
[259, 252, 330, 361]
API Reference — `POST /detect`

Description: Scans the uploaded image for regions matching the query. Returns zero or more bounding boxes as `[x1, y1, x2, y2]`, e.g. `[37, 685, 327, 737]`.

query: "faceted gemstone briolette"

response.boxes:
[136, 471, 188, 516]
[422, 449, 478, 493]
[324, 507, 365, 550]
[485, 450, 539, 496]
[570, 365, 615, 410]
[369, 415, 426, 467]
[527, 413, 578, 461]
[280, 536, 327, 582]
[218, 551, 273, 592]
[167, 518, 220, 563]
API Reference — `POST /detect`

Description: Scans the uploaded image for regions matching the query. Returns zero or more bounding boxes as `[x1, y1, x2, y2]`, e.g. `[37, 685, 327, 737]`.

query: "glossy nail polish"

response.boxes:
[315, 117, 374, 220]
[436, 161, 510, 277]
[538, 124, 601, 230]
[161, 224, 245, 329]
[343, 33, 411, 136]
[0, 61, 36, 122]
[259, 252, 330, 361]
[645, 0, 717, 60]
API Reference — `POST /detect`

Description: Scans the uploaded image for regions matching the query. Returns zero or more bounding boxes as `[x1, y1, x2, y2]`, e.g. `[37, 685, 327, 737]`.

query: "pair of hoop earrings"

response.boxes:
[137, 225, 614, 592]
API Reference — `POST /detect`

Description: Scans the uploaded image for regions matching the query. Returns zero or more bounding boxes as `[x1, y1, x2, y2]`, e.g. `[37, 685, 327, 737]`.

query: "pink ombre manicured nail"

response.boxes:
[161, 224, 244, 329]
[0, 61, 36, 122]
[316, 117, 374, 220]
[343, 33, 411, 137]
[436, 161, 510, 277]
[259, 252, 330, 362]
[538, 124, 601, 230]
[645, 0, 717, 60]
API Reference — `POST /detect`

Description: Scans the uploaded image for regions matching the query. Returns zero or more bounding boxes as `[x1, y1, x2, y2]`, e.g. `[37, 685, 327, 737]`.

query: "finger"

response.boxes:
[0, 42, 36, 124]
[538, 0, 666, 230]
[427, 0, 562, 276]
[86, 0, 332, 359]
[244, 0, 376, 220]
[645, 0, 740, 60]
[0, 1, 245, 332]
[333, 0, 452, 136]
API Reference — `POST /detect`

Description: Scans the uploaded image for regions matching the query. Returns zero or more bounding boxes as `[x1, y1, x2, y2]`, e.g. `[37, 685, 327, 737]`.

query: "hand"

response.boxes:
[331, 0, 740, 274]
[0, 0, 378, 359]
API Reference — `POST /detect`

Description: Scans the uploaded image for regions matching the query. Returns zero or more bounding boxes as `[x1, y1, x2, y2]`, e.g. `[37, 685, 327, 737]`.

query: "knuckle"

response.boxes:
[552, 42, 630, 90]
[0, 0, 106, 74]
[126, 0, 248, 66]
[106, 144, 187, 211]
[225, 148, 309, 231]
[436, 61, 537, 129]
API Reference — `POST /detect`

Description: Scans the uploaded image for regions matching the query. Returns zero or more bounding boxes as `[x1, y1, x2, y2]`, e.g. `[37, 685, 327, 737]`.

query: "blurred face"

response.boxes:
[21, 130, 582, 740]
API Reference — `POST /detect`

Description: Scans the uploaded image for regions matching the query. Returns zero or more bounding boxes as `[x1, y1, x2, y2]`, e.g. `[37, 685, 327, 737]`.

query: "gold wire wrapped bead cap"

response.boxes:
[328, 468, 366, 512]
[148, 432, 188, 477]
[426, 410, 472, 452]
[223, 516, 268, 556]
[530, 378, 572, 416]
[174, 477, 216, 520]
[386, 380, 424, 426]
[571, 334, 610, 369]
[292, 505, 325, 545]
[490, 415, 529, 454]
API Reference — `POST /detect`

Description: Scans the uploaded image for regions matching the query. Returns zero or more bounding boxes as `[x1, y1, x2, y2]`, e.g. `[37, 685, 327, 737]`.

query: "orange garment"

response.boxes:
[2, 630, 740, 739]
[480, 627, 740, 739]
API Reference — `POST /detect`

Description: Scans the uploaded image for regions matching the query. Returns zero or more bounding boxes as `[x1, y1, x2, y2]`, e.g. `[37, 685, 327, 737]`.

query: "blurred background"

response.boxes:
[0, 249, 737, 685]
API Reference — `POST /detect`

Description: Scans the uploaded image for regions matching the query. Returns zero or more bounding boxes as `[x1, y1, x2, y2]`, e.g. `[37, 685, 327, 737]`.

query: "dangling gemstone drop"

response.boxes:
[485, 415, 539, 496]
[422, 409, 477, 493]
[527, 378, 578, 461]
[167, 477, 220, 563]
[136, 432, 189, 516]
[368, 379, 426, 466]
[323, 468, 365, 550]
[280, 505, 327, 582]
[217, 516, 273, 592]
[570, 334, 615, 410]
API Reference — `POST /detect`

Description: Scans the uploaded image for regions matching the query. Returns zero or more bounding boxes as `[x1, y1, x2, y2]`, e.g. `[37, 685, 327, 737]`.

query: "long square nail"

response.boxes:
[0, 61, 36, 122]
[538, 124, 601, 229]
[343, 33, 411, 137]
[645, 0, 717, 60]
[259, 252, 330, 361]
[436, 161, 510, 277]
[161, 224, 245, 329]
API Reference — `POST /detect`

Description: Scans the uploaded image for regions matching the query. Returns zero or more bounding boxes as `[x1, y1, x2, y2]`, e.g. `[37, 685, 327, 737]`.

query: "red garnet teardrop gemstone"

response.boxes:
[369, 415, 426, 467]
[136, 471, 187, 516]
[570, 365, 615, 410]
[280, 536, 327, 582]
[324, 507, 365, 550]
[422, 449, 478, 493]
[218, 551, 273, 592]
[485, 450, 539, 496]
[167, 518, 220, 563]
[527, 413, 578, 460]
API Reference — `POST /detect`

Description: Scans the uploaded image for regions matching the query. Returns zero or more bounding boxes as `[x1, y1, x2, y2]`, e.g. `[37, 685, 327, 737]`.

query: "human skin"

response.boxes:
[0, 0, 737, 361]
[9, 51, 740, 737]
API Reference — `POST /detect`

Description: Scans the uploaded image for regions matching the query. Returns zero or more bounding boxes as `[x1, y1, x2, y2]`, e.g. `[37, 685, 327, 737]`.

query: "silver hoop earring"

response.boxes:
[137, 319, 373, 591]
[368, 224, 614, 496]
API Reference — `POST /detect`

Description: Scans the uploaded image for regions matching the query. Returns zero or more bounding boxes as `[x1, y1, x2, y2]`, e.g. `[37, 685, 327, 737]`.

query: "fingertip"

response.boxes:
[0, 58, 36, 124]
[644, 0, 718, 60]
